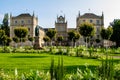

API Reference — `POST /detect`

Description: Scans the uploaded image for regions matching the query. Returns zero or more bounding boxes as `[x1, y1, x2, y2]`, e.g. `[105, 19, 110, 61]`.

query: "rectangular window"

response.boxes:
[21, 20, 24, 24]
[83, 20, 86, 22]
[28, 20, 31, 24]
[90, 20, 93, 23]
[96, 20, 100, 25]
[15, 21, 17, 24]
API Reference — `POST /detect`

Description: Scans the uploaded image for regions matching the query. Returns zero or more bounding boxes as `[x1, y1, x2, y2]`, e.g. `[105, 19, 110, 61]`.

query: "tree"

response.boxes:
[68, 31, 80, 47]
[28, 37, 34, 46]
[43, 36, 50, 46]
[6, 37, 12, 46]
[68, 30, 76, 46]
[95, 38, 100, 43]
[46, 29, 56, 46]
[74, 32, 80, 47]
[1, 35, 7, 46]
[21, 38, 27, 42]
[13, 37, 19, 47]
[0, 29, 11, 46]
[100, 27, 113, 40]
[57, 36, 64, 46]
[0, 30, 5, 45]
[0, 29, 5, 39]
[79, 22, 95, 47]
[1, 13, 10, 36]
[101, 26, 113, 48]
[13, 37, 19, 43]
[14, 27, 28, 46]
[110, 19, 120, 47]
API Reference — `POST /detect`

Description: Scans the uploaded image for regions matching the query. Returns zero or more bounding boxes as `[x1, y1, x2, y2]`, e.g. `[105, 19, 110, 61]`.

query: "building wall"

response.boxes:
[38, 28, 45, 46]
[10, 13, 38, 47]
[55, 16, 68, 42]
[76, 12, 104, 46]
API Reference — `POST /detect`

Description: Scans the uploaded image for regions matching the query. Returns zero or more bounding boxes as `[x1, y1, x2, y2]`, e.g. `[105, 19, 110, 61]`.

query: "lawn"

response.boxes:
[0, 53, 100, 73]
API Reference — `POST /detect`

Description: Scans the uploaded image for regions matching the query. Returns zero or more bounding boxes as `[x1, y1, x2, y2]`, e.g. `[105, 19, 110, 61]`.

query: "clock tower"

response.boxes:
[55, 15, 67, 45]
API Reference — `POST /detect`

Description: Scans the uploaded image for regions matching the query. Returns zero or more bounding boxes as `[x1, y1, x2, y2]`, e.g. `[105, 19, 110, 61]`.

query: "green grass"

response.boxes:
[0, 53, 100, 73]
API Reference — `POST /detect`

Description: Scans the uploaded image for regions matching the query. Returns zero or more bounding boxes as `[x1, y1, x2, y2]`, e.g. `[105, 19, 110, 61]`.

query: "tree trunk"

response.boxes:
[86, 37, 87, 47]
[75, 42, 76, 47]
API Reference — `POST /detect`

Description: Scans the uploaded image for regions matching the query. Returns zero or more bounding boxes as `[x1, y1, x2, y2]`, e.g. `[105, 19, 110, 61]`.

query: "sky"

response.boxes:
[0, 0, 120, 28]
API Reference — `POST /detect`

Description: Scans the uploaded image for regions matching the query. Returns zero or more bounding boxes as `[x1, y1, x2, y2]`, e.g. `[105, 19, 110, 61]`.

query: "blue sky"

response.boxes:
[0, 0, 120, 28]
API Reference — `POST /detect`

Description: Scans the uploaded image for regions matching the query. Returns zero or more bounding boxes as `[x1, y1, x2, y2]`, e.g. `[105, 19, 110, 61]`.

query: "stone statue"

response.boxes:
[35, 25, 39, 36]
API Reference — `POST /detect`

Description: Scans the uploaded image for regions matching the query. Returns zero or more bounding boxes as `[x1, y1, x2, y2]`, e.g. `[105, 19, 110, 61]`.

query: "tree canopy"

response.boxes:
[14, 27, 28, 39]
[100, 27, 113, 40]
[110, 19, 120, 47]
[68, 30, 76, 41]
[57, 36, 64, 42]
[1, 13, 10, 36]
[79, 22, 95, 37]
[74, 32, 80, 42]
[28, 37, 34, 42]
[46, 29, 56, 40]
[0, 29, 5, 40]
[13, 37, 19, 43]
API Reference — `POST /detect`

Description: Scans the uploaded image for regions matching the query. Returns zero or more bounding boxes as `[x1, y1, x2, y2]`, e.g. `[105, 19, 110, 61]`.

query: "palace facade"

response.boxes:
[10, 13, 45, 47]
[76, 12, 104, 46]
[9, 11, 107, 47]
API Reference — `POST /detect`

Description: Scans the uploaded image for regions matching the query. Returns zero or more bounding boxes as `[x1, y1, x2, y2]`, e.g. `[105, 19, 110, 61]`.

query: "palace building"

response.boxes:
[9, 11, 105, 47]
[10, 13, 45, 47]
[76, 12, 104, 46]
[55, 15, 68, 45]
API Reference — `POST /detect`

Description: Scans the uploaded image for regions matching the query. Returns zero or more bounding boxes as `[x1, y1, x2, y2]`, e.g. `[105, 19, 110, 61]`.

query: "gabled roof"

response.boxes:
[59, 16, 64, 19]
[16, 13, 32, 17]
[80, 13, 101, 18]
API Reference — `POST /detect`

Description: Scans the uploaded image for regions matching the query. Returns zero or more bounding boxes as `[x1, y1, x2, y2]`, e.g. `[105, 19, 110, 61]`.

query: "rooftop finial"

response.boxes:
[60, 10, 63, 16]
[33, 11, 35, 16]
[88, 8, 91, 13]
[102, 11, 104, 16]
[78, 11, 80, 17]
[26, 9, 28, 13]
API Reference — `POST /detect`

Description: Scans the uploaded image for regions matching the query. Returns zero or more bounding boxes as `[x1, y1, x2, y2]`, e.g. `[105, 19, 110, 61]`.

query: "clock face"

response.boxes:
[59, 20, 63, 23]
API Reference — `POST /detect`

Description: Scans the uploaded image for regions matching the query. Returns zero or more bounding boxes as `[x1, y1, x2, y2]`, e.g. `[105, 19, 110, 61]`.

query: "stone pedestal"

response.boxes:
[34, 36, 42, 49]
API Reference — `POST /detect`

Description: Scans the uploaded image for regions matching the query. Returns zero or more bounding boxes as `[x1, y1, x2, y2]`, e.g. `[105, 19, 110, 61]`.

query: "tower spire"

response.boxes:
[102, 11, 104, 26]
[33, 11, 35, 17]
[10, 13, 12, 18]
[78, 11, 80, 17]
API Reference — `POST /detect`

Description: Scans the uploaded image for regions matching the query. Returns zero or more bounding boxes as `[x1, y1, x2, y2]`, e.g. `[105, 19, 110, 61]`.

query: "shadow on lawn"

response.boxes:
[9, 56, 48, 58]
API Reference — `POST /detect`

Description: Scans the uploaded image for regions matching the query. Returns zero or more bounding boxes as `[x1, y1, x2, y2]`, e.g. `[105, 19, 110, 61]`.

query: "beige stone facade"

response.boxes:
[55, 15, 68, 45]
[10, 13, 45, 47]
[76, 12, 104, 46]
